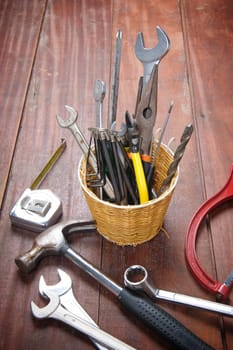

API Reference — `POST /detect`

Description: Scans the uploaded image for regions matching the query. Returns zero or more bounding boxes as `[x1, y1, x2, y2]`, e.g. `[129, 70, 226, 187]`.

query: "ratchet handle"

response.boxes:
[119, 288, 214, 350]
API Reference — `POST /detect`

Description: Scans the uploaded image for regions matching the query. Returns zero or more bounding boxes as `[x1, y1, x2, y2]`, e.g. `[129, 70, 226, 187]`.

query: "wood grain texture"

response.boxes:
[181, 1, 233, 348]
[0, 0, 47, 210]
[0, 0, 232, 349]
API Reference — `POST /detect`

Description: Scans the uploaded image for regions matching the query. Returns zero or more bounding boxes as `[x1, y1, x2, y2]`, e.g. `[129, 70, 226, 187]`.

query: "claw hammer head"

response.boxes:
[56, 105, 78, 128]
[135, 26, 170, 63]
[15, 220, 96, 273]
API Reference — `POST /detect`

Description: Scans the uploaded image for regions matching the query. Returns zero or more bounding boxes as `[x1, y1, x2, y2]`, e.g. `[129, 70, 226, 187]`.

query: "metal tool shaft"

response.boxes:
[124, 265, 233, 318]
[65, 247, 122, 296]
[109, 29, 122, 128]
[94, 80, 106, 128]
[156, 289, 233, 317]
[56, 105, 114, 200]
[159, 123, 193, 195]
[62, 246, 213, 350]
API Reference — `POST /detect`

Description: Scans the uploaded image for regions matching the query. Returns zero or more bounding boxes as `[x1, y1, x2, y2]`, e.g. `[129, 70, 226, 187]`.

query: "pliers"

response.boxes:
[135, 63, 158, 157]
[129, 130, 149, 204]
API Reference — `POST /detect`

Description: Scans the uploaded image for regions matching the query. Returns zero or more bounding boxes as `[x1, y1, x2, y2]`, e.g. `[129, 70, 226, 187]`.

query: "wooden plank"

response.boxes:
[0, 0, 47, 210]
[181, 0, 233, 348]
[0, 0, 231, 349]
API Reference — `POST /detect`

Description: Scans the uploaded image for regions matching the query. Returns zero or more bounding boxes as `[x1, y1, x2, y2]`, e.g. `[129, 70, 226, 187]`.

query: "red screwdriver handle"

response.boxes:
[185, 164, 233, 300]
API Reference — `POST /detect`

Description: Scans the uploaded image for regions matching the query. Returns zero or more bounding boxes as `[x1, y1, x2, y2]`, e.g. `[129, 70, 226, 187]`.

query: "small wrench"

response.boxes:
[31, 290, 136, 350]
[39, 268, 107, 350]
[56, 105, 114, 200]
[124, 265, 233, 318]
[135, 26, 170, 87]
[93, 80, 106, 128]
[56, 105, 96, 165]
[134, 27, 170, 155]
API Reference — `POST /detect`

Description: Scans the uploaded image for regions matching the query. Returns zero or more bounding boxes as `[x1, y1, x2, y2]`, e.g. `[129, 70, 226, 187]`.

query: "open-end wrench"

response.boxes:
[93, 80, 106, 128]
[56, 105, 96, 164]
[39, 269, 107, 350]
[56, 105, 114, 200]
[135, 26, 170, 87]
[31, 290, 136, 350]
[124, 265, 233, 318]
[134, 27, 170, 156]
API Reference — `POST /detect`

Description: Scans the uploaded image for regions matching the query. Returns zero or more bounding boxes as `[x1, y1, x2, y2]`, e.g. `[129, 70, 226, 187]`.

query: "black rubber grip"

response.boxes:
[119, 288, 214, 350]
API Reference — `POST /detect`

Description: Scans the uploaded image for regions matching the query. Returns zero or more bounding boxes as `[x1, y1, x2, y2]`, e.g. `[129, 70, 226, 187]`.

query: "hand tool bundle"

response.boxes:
[56, 27, 193, 207]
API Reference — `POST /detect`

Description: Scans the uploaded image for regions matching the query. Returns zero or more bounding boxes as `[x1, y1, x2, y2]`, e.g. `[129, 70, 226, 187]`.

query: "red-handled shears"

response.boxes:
[185, 164, 233, 300]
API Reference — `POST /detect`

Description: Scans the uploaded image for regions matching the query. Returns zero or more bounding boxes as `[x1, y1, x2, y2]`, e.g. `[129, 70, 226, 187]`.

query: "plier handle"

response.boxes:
[129, 132, 149, 204]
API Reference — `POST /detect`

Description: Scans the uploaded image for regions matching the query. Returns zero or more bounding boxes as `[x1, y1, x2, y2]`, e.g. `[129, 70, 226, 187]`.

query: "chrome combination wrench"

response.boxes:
[32, 269, 136, 350]
[124, 265, 233, 318]
[39, 268, 108, 350]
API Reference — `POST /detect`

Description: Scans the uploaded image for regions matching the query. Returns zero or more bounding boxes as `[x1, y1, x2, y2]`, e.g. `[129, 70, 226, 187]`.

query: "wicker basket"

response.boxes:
[78, 143, 179, 246]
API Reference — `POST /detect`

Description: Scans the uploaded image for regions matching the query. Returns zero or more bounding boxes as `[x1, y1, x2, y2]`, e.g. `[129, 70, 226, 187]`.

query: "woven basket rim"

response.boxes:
[78, 143, 179, 210]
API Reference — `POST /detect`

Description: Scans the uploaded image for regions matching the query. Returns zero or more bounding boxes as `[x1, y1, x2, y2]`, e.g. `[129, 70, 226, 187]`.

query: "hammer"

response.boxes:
[15, 221, 213, 350]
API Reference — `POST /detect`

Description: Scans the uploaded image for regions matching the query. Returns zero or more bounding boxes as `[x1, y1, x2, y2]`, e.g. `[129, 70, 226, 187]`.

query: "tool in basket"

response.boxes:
[158, 123, 194, 196]
[135, 26, 170, 88]
[128, 129, 149, 204]
[93, 79, 106, 128]
[134, 26, 170, 155]
[145, 100, 174, 198]
[9, 140, 65, 232]
[109, 29, 123, 129]
[87, 128, 138, 205]
[80, 141, 180, 245]
[124, 265, 233, 318]
[185, 164, 233, 300]
[16, 221, 213, 350]
[56, 105, 115, 201]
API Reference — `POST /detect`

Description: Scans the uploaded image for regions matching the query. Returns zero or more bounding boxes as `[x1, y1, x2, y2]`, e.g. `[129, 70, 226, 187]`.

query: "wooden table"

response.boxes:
[1, 1, 233, 349]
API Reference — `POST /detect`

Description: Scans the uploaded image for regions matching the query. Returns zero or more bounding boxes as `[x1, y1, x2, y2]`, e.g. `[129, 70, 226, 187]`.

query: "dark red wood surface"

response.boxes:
[0, 1, 232, 349]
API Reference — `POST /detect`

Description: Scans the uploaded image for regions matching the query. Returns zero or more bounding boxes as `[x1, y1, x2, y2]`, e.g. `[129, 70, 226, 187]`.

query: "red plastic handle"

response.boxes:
[185, 164, 233, 300]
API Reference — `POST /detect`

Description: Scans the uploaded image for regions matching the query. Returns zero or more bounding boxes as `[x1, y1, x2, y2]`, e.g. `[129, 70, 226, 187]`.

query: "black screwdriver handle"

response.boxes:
[119, 288, 214, 350]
